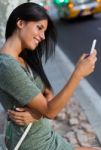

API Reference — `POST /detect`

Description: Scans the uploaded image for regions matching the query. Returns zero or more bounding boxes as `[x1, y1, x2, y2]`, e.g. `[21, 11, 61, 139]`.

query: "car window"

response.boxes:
[72, 0, 96, 5]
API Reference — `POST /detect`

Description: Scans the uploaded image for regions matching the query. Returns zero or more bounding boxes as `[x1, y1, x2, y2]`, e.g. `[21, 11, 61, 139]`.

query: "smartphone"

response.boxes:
[90, 39, 97, 54]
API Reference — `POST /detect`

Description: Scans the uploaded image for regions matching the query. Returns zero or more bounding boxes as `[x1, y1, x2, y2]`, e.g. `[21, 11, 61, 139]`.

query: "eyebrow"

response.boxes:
[40, 24, 47, 31]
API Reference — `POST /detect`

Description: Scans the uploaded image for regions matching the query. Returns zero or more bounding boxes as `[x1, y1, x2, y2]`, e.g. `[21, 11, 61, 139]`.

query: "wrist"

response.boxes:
[72, 69, 83, 81]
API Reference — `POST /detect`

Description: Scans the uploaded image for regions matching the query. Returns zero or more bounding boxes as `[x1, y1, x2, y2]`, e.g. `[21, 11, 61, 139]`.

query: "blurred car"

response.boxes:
[53, 0, 101, 19]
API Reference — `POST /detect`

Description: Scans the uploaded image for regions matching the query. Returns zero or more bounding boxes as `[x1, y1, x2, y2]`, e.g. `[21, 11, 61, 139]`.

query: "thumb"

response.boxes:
[80, 53, 90, 60]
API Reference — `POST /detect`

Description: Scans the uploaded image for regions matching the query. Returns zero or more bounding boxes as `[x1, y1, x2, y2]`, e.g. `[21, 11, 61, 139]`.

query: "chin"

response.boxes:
[27, 46, 37, 51]
[26, 43, 38, 51]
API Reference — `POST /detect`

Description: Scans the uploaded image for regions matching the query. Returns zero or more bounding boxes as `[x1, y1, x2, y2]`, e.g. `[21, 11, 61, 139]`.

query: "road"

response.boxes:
[54, 14, 101, 96]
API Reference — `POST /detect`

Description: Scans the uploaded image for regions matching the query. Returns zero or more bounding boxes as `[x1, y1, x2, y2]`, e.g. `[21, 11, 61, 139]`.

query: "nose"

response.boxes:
[40, 32, 45, 40]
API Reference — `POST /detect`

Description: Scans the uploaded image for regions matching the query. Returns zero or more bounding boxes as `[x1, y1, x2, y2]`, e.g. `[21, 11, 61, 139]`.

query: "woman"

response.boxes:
[0, 2, 98, 150]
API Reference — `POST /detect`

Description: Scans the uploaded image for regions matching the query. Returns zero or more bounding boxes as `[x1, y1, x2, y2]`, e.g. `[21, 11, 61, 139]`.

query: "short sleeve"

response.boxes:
[0, 58, 41, 106]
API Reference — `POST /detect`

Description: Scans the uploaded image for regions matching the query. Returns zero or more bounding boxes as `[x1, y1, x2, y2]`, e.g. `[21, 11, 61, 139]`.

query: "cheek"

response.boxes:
[20, 26, 38, 49]
[22, 30, 33, 43]
[22, 25, 38, 39]
[32, 25, 39, 35]
[20, 32, 32, 48]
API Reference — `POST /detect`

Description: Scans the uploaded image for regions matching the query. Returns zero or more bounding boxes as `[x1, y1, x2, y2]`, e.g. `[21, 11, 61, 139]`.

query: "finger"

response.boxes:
[79, 53, 89, 60]
[93, 57, 97, 64]
[90, 51, 97, 60]
[9, 114, 29, 125]
[91, 49, 97, 55]
[8, 110, 35, 122]
[9, 113, 38, 125]
[92, 65, 95, 72]
[11, 116, 33, 125]
[87, 53, 97, 63]
[92, 64, 95, 68]
[9, 113, 23, 121]
[90, 56, 97, 65]
[8, 110, 24, 117]
[12, 119, 25, 125]
[84, 49, 97, 59]
[16, 121, 30, 125]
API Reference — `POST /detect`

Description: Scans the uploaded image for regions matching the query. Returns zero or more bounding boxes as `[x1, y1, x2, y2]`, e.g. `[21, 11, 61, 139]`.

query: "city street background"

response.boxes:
[0, 0, 101, 149]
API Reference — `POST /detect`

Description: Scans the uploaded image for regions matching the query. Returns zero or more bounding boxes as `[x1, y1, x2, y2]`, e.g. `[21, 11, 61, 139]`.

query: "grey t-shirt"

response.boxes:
[0, 54, 74, 150]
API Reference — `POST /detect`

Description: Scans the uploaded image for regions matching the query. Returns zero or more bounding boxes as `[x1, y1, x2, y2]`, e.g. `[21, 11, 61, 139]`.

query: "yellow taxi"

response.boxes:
[54, 0, 101, 19]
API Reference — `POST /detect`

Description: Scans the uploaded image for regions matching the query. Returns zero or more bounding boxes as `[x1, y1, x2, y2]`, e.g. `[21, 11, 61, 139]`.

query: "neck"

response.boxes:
[0, 34, 22, 60]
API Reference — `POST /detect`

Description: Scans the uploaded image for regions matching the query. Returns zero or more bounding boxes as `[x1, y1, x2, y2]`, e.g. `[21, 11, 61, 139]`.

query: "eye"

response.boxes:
[37, 25, 42, 30]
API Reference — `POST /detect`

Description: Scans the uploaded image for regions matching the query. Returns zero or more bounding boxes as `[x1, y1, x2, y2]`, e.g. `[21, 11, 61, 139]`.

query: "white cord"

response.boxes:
[14, 123, 32, 150]
[14, 64, 34, 150]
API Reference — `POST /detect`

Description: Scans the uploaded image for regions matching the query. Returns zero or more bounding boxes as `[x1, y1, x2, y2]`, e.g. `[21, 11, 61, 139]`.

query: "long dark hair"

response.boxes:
[5, 2, 57, 90]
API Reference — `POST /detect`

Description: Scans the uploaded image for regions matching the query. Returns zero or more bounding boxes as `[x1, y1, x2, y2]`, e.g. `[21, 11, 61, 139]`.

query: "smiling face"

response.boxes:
[17, 19, 48, 50]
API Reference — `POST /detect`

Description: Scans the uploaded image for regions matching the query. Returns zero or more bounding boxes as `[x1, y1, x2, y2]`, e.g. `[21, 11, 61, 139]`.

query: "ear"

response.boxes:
[16, 19, 26, 29]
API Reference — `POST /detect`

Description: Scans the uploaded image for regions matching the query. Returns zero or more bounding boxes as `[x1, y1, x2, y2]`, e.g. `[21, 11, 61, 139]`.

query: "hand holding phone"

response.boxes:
[90, 39, 97, 54]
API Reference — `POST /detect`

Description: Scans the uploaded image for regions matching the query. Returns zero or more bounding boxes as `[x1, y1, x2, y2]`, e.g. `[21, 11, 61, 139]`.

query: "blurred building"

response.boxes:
[0, 0, 27, 46]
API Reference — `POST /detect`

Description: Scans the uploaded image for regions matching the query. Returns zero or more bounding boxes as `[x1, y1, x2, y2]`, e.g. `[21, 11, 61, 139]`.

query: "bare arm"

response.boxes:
[27, 51, 97, 119]
[8, 51, 97, 123]
[8, 88, 54, 125]
[43, 88, 54, 102]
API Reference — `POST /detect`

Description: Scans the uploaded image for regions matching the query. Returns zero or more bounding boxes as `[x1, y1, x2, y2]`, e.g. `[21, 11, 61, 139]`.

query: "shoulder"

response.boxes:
[0, 54, 27, 81]
[0, 54, 41, 106]
[0, 54, 23, 73]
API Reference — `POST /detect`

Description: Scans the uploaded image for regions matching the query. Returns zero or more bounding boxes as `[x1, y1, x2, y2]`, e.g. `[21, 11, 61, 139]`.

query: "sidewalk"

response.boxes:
[44, 45, 101, 148]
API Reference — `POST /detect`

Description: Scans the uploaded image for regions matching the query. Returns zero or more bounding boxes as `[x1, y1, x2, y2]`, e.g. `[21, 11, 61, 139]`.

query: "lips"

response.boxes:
[34, 38, 39, 45]
[34, 37, 41, 45]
